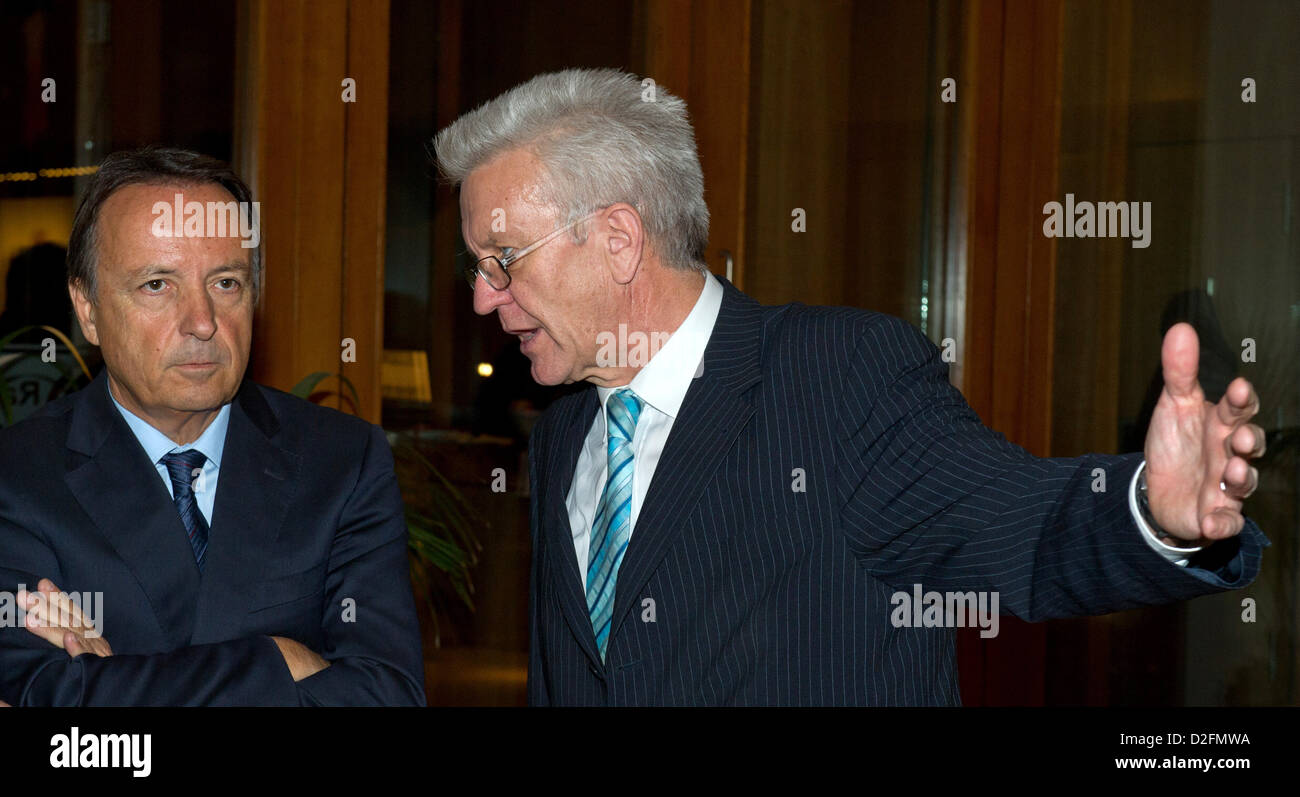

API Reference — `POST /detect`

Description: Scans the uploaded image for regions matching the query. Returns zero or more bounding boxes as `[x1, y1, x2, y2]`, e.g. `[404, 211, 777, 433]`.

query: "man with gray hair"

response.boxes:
[435, 68, 1269, 705]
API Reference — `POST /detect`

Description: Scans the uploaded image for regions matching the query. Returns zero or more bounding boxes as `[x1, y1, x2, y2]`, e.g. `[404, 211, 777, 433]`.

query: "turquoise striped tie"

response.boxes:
[587, 388, 643, 661]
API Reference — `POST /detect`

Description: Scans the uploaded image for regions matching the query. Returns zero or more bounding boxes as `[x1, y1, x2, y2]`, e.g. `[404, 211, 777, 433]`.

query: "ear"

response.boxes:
[68, 281, 100, 346]
[600, 203, 645, 286]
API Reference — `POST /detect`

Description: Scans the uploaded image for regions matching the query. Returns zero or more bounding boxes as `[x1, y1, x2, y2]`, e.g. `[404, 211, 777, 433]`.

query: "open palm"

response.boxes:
[1144, 323, 1264, 543]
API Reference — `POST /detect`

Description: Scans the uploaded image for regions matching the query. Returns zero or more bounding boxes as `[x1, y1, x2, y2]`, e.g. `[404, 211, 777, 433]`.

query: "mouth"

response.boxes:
[175, 361, 220, 371]
[505, 327, 541, 346]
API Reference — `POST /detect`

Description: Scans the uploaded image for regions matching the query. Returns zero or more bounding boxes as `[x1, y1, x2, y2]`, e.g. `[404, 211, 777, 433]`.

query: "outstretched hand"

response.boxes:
[1143, 322, 1265, 544]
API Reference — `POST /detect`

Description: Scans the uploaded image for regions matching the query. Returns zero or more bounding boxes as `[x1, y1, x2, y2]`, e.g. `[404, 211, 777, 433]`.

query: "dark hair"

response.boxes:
[67, 146, 261, 303]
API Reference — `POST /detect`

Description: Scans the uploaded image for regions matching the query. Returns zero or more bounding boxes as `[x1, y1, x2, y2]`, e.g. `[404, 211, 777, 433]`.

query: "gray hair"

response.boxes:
[433, 68, 708, 271]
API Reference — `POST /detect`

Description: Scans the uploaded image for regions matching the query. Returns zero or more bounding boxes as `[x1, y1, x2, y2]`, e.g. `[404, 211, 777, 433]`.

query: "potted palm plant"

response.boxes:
[289, 372, 482, 648]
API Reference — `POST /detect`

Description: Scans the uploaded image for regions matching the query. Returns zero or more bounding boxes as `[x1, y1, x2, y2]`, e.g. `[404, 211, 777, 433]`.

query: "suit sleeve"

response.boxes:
[293, 424, 426, 706]
[526, 420, 551, 707]
[835, 315, 1269, 621]
[0, 519, 300, 706]
[0, 424, 425, 707]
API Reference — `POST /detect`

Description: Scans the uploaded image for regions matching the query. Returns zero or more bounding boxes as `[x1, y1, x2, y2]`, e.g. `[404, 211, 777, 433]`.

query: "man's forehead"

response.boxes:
[461, 151, 556, 234]
[98, 182, 252, 269]
[105, 181, 237, 212]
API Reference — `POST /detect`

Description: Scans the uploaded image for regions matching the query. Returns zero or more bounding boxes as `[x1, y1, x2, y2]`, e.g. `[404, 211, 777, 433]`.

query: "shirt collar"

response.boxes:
[107, 376, 232, 468]
[595, 271, 724, 423]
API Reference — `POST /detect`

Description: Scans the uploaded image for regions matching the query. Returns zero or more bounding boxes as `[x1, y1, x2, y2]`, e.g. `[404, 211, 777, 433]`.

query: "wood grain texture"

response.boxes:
[235, 0, 388, 423]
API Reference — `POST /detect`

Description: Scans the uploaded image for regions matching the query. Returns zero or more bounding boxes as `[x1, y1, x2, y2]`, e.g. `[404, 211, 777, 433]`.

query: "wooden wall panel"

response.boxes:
[342, 0, 391, 421]
[427, 0, 462, 427]
[689, 0, 752, 285]
[954, 0, 1065, 706]
[744, 0, 853, 306]
[235, 0, 389, 423]
[1045, 0, 1133, 708]
[640, 0, 751, 284]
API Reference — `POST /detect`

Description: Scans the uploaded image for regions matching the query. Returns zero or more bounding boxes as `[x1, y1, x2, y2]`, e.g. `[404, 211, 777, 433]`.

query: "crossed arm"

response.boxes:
[16, 577, 328, 679]
[0, 425, 424, 707]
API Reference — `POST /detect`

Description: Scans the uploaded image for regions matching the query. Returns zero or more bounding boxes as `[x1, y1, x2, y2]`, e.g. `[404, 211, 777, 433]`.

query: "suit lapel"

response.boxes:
[541, 388, 603, 669]
[191, 380, 301, 644]
[608, 280, 764, 647]
[65, 371, 201, 649]
[64, 374, 302, 648]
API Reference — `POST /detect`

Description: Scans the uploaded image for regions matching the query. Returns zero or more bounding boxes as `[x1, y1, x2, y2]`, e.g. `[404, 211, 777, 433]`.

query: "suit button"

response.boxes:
[588, 662, 603, 679]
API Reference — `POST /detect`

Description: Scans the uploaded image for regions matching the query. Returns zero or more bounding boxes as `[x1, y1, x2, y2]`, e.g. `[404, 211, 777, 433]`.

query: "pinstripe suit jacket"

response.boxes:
[526, 279, 1268, 705]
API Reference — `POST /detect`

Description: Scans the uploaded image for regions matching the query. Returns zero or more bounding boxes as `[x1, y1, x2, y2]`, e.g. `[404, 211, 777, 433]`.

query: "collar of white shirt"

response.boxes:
[107, 376, 231, 469]
[593, 271, 724, 432]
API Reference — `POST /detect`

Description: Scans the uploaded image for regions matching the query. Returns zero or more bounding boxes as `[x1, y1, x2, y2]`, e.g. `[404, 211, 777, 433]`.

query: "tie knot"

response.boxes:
[605, 388, 643, 445]
[161, 449, 207, 492]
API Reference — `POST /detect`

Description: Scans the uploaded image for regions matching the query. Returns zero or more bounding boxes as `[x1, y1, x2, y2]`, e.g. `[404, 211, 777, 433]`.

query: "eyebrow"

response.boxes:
[128, 263, 252, 280]
[465, 231, 510, 259]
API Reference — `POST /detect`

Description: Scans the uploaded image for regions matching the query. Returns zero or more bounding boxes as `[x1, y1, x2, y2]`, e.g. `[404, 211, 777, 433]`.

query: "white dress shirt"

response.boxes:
[566, 272, 723, 583]
[565, 272, 1192, 583]
[108, 380, 230, 526]
[1130, 461, 1203, 566]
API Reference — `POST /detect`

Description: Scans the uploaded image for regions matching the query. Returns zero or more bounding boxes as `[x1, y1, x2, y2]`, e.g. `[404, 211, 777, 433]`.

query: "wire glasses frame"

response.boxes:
[462, 211, 599, 290]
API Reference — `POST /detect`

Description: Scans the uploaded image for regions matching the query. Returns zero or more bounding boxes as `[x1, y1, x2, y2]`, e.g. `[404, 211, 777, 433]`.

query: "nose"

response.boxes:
[179, 286, 217, 340]
[472, 275, 513, 316]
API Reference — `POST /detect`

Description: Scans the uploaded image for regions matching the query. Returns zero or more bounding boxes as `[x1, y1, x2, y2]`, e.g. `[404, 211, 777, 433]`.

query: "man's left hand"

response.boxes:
[18, 578, 114, 659]
[1144, 322, 1266, 545]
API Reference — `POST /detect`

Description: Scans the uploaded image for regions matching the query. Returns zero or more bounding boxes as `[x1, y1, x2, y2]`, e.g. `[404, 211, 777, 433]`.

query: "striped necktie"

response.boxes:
[161, 450, 210, 571]
[586, 388, 644, 661]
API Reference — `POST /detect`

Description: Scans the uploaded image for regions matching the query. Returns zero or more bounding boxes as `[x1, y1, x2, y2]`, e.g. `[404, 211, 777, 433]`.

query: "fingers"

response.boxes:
[87, 632, 111, 657]
[63, 628, 112, 657]
[25, 582, 93, 631]
[1160, 323, 1202, 401]
[1216, 396, 1263, 505]
[1216, 377, 1260, 427]
[1199, 449, 1256, 540]
[1220, 454, 1259, 500]
[22, 609, 69, 649]
[1201, 507, 1245, 540]
[271, 636, 330, 681]
[17, 581, 106, 654]
[1226, 422, 1266, 461]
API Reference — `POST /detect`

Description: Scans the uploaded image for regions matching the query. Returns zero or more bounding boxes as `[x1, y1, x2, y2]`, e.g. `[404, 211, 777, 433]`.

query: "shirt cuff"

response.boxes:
[1129, 459, 1204, 567]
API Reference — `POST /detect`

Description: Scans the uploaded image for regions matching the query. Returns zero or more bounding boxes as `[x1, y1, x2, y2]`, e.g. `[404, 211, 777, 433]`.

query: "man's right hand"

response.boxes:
[270, 636, 330, 682]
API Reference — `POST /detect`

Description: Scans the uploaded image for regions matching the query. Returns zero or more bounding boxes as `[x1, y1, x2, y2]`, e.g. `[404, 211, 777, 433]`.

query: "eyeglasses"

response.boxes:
[462, 211, 599, 291]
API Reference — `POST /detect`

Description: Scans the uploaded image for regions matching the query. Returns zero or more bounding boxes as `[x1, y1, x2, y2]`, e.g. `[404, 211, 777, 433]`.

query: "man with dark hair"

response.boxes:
[0, 147, 425, 706]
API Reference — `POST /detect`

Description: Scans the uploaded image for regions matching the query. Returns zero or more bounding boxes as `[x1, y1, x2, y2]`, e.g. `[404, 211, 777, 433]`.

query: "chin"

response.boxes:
[527, 357, 572, 387]
[169, 376, 237, 407]
[528, 364, 564, 387]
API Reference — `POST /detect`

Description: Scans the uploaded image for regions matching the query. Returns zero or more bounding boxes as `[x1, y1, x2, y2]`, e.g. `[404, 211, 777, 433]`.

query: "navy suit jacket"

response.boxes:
[0, 370, 425, 706]
[526, 279, 1268, 705]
